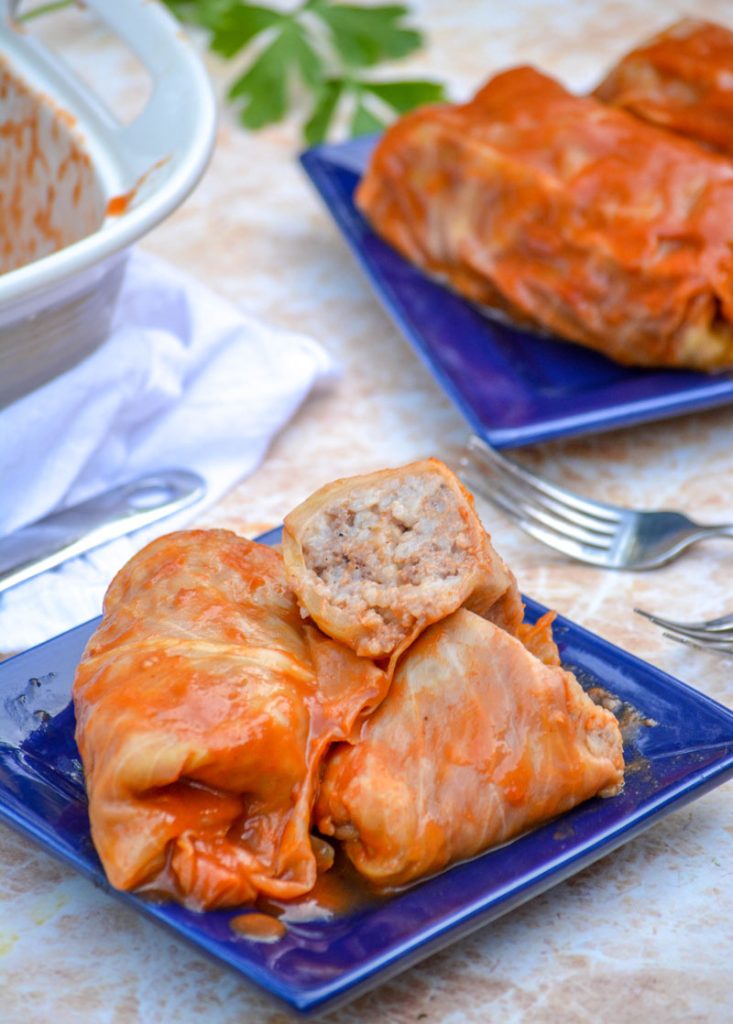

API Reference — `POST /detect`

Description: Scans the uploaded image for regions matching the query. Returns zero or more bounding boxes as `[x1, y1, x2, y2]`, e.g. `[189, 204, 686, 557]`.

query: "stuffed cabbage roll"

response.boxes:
[595, 20, 733, 157]
[73, 529, 388, 910]
[317, 608, 624, 887]
[357, 66, 733, 371]
[282, 459, 523, 662]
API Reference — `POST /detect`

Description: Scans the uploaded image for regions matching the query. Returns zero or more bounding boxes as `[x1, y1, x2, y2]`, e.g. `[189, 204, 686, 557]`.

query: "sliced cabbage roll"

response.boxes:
[595, 19, 733, 157]
[357, 66, 733, 371]
[282, 459, 523, 662]
[73, 529, 388, 910]
[316, 608, 624, 887]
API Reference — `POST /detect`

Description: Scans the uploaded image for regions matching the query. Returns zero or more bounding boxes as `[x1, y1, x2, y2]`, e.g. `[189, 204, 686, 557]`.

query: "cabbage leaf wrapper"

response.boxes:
[73, 530, 388, 910]
[595, 19, 733, 158]
[317, 609, 624, 888]
[357, 66, 733, 371]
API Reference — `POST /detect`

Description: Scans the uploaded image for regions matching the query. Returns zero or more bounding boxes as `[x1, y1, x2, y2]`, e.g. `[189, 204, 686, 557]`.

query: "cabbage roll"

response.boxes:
[357, 66, 733, 371]
[595, 19, 733, 157]
[282, 459, 523, 662]
[73, 530, 388, 910]
[317, 609, 624, 887]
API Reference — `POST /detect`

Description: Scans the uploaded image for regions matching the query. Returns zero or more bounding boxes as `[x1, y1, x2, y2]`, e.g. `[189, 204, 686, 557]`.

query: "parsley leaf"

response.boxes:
[350, 96, 386, 136]
[304, 79, 345, 146]
[304, 73, 446, 145]
[311, 2, 422, 68]
[204, 4, 283, 59]
[361, 79, 446, 112]
[156, 0, 204, 24]
[228, 20, 323, 128]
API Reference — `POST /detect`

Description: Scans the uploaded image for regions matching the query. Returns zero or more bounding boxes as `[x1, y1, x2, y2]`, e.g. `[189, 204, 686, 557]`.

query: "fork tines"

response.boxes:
[460, 435, 621, 566]
[635, 608, 733, 657]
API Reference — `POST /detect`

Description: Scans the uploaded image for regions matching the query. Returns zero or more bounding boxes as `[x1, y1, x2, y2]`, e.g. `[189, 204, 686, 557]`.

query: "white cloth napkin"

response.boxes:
[0, 250, 338, 651]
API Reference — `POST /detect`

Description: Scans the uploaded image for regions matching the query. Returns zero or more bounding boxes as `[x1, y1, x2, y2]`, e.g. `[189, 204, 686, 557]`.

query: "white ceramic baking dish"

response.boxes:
[0, 0, 216, 407]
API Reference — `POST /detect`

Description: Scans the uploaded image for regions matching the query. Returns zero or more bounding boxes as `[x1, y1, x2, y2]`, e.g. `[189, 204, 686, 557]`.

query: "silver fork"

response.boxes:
[459, 434, 733, 570]
[635, 608, 733, 657]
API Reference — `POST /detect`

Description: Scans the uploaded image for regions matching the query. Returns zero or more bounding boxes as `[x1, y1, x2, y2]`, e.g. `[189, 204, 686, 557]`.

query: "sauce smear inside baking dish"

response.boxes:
[0, 58, 105, 274]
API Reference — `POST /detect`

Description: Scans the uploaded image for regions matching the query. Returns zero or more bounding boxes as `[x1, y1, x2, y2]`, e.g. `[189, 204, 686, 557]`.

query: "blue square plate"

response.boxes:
[1, 528, 733, 1015]
[301, 137, 733, 448]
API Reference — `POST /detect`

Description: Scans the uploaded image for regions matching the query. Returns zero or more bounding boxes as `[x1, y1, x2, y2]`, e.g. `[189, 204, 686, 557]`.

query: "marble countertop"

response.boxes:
[2, 1, 733, 1021]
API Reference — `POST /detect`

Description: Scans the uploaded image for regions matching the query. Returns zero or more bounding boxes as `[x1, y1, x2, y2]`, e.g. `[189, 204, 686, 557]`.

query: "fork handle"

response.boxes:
[693, 524, 733, 541]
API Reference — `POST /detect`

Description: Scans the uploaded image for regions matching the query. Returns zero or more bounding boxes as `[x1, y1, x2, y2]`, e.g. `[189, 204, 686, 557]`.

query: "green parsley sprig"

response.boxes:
[162, 0, 446, 143]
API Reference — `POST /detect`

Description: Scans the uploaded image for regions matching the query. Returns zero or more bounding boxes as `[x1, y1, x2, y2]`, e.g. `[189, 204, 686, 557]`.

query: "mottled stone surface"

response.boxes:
[2, 1, 732, 1021]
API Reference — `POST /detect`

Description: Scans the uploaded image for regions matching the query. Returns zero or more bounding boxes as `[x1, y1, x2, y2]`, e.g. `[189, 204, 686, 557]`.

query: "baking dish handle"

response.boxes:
[3, 0, 215, 180]
[75, 0, 217, 173]
[0, 0, 216, 315]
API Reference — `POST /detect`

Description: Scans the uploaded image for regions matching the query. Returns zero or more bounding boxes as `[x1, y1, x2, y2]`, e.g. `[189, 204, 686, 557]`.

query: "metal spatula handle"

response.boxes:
[0, 470, 206, 595]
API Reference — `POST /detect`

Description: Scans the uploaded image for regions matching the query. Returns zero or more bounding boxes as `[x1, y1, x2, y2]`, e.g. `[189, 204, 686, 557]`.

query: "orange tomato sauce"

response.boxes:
[229, 913, 288, 943]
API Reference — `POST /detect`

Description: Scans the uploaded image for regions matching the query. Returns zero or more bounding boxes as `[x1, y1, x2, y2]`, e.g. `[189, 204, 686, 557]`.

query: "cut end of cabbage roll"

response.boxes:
[282, 459, 522, 660]
[316, 609, 624, 888]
